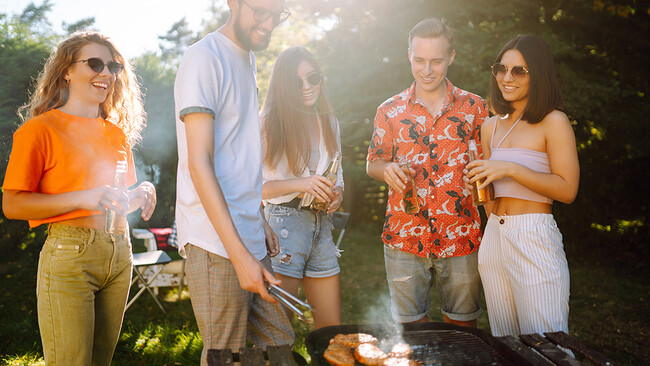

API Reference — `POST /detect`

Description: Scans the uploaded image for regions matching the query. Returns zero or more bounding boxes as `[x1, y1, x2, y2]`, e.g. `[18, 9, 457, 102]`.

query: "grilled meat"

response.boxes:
[389, 343, 411, 359]
[330, 333, 379, 347]
[354, 343, 388, 365]
[382, 358, 422, 366]
[324, 342, 355, 366]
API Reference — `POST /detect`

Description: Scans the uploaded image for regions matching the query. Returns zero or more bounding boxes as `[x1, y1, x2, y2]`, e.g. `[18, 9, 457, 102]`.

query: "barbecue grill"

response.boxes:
[305, 323, 614, 366]
[206, 322, 614, 365]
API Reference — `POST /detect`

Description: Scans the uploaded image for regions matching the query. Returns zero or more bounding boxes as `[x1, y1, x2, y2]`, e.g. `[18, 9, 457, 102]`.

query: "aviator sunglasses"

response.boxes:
[298, 72, 323, 89]
[71, 58, 124, 75]
[491, 63, 529, 80]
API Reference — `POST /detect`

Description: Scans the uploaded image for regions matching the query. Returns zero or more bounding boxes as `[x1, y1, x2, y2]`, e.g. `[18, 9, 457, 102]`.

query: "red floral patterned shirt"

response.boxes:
[367, 80, 488, 258]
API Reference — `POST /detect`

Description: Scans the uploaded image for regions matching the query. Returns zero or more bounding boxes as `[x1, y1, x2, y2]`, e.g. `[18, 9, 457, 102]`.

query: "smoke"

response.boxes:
[362, 292, 405, 347]
[134, 156, 161, 186]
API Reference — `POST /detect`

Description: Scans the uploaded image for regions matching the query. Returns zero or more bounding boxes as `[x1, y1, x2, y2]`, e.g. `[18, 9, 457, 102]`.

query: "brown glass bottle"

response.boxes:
[310, 152, 341, 212]
[399, 157, 419, 214]
[468, 140, 493, 205]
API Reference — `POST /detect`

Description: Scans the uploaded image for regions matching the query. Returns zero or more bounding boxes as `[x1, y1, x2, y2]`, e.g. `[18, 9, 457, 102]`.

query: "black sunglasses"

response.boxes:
[239, 0, 291, 23]
[491, 63, 529, 80]
[298, 72, 323, 89]
[72, 58, 124, 75]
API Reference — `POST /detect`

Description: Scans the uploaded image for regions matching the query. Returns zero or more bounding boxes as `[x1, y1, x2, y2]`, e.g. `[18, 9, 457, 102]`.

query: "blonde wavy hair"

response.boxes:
[18, 31, 145, 146]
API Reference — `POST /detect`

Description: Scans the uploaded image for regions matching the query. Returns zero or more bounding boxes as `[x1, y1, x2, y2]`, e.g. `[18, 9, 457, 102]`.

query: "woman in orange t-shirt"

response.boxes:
[2, 32, 156, 365]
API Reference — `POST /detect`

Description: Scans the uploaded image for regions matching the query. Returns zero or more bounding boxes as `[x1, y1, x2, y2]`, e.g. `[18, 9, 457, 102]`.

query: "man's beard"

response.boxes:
[234, 12, 272, 51]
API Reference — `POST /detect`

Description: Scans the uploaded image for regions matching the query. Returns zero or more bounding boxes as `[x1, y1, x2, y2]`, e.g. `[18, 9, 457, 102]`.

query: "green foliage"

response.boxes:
[0, 6, 59, 262]
[130, 52, 178, 228]
[298, 0, 649, 252]
[2, 224, 647, 365]
[0, 2, 648, 362]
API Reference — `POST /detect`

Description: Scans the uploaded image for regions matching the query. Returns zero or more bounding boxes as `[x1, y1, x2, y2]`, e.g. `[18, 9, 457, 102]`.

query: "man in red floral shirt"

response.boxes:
[367, 18, 488, 327]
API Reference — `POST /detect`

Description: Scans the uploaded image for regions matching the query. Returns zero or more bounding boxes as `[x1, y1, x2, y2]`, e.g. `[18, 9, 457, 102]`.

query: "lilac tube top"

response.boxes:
[489, 148, 553, 204]
[489, 115, 553, 204]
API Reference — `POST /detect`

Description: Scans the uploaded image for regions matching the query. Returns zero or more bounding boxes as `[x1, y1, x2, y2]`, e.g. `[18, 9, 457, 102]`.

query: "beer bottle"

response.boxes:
[399, 156, 419, 214]
[468, 140, 493, 205]
[310, 152, 341, 212]
[106, 160, 128, 234]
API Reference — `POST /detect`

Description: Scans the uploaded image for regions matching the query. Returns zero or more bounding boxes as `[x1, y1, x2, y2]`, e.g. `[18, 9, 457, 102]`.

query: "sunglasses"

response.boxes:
[239, 0, 291, 24]
[297, 72, 323, 89]
[72, 58, 124, 75]
[491, 63, 529, 80]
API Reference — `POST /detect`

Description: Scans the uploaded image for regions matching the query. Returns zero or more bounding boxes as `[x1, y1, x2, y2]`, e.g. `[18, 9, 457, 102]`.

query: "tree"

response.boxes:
[297, 0, 649, 254]
[0, 4, 61, 260]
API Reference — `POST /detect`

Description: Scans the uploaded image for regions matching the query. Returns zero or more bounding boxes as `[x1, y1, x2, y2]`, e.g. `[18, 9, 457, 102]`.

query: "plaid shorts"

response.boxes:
[184, 244, 294, 365]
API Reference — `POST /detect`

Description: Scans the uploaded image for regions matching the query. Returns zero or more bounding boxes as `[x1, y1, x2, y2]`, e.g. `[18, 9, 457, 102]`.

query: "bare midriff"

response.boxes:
[491, 197, 552, 216]
[56, 214, 108, 231]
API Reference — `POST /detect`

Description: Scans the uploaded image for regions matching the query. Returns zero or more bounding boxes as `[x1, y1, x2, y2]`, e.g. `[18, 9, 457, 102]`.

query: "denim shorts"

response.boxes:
[384, 246, 482, 323]
[265, 204, 340, 279]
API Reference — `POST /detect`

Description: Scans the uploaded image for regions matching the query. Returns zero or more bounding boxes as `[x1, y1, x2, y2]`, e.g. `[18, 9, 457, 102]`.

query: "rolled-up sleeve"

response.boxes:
[175, 45, 221, 122]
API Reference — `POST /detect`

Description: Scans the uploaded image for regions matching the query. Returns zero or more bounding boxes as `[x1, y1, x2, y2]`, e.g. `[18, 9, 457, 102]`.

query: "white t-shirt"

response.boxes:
[174, 31, 266, 260]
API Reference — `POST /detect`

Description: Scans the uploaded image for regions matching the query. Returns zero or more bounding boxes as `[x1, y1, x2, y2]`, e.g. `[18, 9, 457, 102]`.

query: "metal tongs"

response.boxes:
[267, 283, 312, 322]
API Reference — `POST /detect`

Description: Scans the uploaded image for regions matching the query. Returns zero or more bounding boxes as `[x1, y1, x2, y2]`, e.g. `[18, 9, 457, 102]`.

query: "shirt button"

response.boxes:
[74, 245, 79, 250]
[57, 244, 62, 249]
[499, 219, 505, 225]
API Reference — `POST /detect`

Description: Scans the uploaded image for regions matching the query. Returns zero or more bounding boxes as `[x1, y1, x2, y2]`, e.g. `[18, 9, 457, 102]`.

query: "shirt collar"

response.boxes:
[406, 78, 458, 105]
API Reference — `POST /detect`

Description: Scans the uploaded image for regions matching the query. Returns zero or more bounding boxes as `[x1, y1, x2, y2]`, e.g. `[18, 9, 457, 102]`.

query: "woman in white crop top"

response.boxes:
[260, 46, 343, 329]
[465, 35, 579, 340]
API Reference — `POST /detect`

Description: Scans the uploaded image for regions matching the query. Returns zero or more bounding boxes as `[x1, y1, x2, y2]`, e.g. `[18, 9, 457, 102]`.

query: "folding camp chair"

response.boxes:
[131, 227, 186, 300]
[126, 250, 172, 313]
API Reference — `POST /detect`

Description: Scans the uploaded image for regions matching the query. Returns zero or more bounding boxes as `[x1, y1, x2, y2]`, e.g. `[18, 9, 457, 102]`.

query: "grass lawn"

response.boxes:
[0, 222, 647, 365]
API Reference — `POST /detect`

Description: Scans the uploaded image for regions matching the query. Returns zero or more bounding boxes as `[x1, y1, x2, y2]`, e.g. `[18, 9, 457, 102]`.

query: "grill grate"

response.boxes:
[306, 324, 530, 366]
[403, 329, 514, 365]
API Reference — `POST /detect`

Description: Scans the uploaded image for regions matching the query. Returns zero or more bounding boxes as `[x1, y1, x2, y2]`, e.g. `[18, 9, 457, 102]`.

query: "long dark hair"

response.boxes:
[488, 35, 565, 124]
[261, 46, 338, 175]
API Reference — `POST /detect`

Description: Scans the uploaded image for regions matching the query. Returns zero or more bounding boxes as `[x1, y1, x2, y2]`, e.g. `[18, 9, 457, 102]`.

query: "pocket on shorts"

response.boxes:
[533, 221, 567, 262]
[48, 236, 88, 261]
[268, 205, 295, 217]
[267, 205, 296, 228]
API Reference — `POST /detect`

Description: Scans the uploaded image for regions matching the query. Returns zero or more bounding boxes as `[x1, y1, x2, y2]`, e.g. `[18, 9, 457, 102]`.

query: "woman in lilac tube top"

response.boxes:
[465, 35, 579, 338]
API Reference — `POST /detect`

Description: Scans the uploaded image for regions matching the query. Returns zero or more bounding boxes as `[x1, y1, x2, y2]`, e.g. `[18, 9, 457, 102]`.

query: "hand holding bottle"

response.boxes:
[382, 162, 414, 194]
[311, 152, 341, 212]
[466, 140, 493, 205]
[398, 157, 419, 214]
[106, 160, 128, 234]
[299, 174, 334, 204]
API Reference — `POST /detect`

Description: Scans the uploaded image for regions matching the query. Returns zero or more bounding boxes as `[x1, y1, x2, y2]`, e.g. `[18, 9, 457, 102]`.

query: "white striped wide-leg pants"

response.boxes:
[478, 213, 570, 337]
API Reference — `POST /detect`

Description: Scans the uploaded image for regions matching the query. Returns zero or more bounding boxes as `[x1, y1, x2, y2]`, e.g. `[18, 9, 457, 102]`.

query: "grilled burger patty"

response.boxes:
[389, 343, 411, 359]
[353, 343, 388, 365]
[330, 333, 379, 348]
[382, 358, 422, 366]
[325, 333, 420, 366]
[323, 342, 355, 366]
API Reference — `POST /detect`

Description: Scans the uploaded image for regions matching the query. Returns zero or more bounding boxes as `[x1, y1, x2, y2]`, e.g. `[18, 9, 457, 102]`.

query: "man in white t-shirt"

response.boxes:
[173, 0, 293, 363]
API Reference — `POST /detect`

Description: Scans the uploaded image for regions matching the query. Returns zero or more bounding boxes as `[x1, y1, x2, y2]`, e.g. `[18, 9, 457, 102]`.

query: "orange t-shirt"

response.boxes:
[2, 109, 137, 227]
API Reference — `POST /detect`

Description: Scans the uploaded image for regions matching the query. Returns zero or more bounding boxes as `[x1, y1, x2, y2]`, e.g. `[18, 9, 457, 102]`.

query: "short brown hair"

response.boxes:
[408, 18, 454, 54]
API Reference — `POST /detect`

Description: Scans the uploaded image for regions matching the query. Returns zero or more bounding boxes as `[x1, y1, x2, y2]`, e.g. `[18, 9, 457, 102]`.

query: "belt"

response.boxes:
[277, 197, 311, 211]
